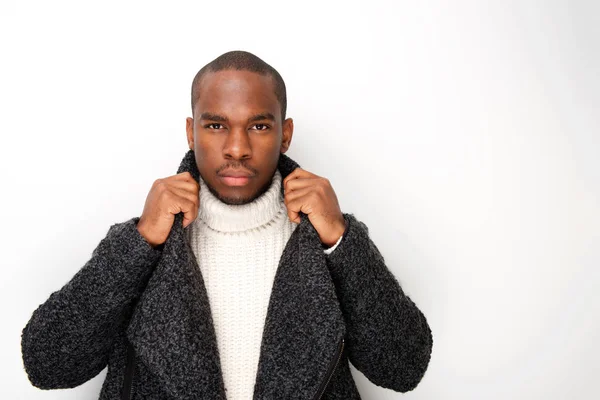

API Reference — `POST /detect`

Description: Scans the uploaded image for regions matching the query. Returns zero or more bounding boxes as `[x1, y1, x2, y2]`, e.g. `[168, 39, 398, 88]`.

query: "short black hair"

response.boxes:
[191, 50, 287, 121]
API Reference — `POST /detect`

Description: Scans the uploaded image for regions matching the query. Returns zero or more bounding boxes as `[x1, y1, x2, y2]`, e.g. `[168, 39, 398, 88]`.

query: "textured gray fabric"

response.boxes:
[21, 149, 433, 399]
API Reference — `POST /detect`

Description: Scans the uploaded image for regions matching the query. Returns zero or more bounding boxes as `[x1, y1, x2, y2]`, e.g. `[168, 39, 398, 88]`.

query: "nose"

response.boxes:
[223, 127, 252, 161]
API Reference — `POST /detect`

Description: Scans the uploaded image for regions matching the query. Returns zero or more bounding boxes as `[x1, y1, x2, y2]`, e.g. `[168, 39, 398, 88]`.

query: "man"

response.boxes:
[21, 51, 433, 399]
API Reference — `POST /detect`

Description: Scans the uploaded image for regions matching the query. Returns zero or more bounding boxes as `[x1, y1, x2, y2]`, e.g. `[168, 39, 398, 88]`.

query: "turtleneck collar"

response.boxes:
[197, 170, 284, 233]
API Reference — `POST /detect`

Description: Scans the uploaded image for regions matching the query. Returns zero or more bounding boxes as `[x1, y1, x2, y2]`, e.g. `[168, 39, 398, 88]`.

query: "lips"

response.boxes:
[218, 169, 254, 178]
[218, 169, 254, 186]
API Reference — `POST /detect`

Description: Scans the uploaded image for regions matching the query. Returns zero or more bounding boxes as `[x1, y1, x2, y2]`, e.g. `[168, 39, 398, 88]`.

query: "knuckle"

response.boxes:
[159, 187, 173, 201]
[154, 178, 167, 190]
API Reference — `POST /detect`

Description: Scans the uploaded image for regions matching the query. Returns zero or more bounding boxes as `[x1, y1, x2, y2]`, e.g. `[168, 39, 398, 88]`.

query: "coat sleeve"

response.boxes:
[324, 213, 433, 393]
[20, 216, 163, 389]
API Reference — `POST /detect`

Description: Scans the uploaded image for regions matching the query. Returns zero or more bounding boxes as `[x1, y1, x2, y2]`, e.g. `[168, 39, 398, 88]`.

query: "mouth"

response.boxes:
[218, 169, 255, 187]
[219, 176, 251, 186]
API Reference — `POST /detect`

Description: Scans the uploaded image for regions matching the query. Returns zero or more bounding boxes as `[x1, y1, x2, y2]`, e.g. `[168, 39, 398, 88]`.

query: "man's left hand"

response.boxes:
[283, 167, 346, 247]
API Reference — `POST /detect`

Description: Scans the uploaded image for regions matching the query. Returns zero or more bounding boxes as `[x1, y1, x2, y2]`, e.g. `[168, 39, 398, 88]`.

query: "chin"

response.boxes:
[204, 173, 273, 206]
[220, 192, 254, 205]
[210, 184, 257, 205]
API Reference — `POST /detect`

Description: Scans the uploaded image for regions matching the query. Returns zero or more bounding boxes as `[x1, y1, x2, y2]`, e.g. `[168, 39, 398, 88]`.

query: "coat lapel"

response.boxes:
[126, 150, 346, 399]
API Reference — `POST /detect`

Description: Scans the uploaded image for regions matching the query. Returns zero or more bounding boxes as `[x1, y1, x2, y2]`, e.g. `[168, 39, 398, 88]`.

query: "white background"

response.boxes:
[1, 1, 599, 399]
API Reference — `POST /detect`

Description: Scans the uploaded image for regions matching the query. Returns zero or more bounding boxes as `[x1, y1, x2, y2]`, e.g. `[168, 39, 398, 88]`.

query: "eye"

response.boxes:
[252, 123, 270, 131]
[205, 123, 225, 130]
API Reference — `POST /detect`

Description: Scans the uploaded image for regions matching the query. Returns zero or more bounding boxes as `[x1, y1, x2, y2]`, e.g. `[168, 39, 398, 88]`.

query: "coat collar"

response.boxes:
[125, 150, 346, 399]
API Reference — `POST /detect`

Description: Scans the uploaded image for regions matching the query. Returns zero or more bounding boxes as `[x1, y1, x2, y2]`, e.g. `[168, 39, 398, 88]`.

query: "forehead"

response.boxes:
[195, 70, 280, 121]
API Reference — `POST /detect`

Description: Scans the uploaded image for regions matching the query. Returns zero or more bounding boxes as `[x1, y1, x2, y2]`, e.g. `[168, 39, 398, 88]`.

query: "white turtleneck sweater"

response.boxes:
[185, 169, 343, 399]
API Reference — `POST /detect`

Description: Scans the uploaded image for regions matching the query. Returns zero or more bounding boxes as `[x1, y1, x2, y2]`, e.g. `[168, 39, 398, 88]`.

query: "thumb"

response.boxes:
[183, 216, 194, 228]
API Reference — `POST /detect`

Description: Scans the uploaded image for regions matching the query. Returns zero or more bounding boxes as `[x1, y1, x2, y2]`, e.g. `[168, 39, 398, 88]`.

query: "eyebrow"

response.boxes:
[248, 113, 276, 123]
[199, 112, 276, 123]
[200, 112, 227, 122]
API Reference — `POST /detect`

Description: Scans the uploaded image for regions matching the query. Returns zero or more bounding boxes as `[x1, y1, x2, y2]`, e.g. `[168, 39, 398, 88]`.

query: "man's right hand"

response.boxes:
[136, 171, 200, 248]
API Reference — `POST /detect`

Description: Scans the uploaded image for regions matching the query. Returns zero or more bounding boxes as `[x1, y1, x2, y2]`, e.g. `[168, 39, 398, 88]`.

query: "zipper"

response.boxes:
[130, 358, 137, 400]
[122, 341, 136, 400]
[313, 338, 345, 400]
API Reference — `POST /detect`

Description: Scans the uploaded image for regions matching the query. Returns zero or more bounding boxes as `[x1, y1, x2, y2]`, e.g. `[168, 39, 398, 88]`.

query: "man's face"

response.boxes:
[186, 69, 293, 205]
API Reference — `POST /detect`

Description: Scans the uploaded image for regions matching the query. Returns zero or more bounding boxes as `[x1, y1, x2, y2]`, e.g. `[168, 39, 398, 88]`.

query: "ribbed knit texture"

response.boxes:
[186, 170, 341, 399]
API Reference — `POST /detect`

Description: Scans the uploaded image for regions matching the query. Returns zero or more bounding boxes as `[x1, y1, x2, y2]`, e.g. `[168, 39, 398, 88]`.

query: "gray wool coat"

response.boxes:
[21, 149, 433, 399]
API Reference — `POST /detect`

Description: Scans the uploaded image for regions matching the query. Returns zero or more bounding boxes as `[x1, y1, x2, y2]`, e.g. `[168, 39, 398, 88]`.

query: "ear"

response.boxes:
[186, 117, 194, 150]
[280, 117, 294, 153]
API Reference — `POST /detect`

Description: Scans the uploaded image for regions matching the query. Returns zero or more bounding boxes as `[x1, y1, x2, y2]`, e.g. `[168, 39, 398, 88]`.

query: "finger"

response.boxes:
[283, 168, 318, 188]
[173, 189, 200, 228]
[285, 191, 315, 223]
[153, 177, 199, 198]
[163, 191, 199, 228]
[169, 186, 200, 210]
[284, 176, 321, 193]
[171, 171, 197, 182]
[287, 206, 300, 224]
[167, 179, 200, 194]
[179, 197, 199, 228]
[284, 185, 313, 205]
